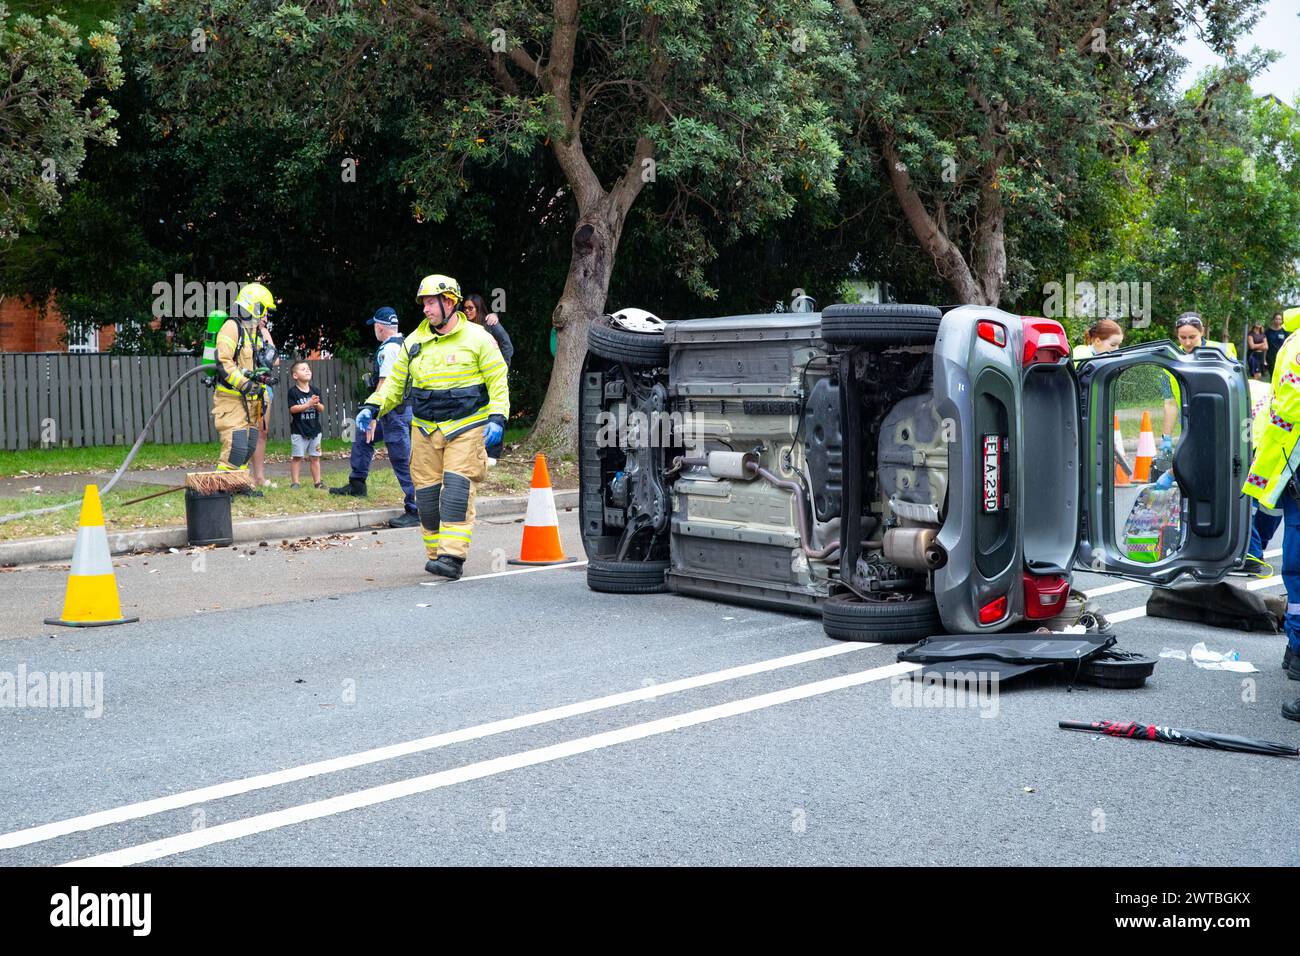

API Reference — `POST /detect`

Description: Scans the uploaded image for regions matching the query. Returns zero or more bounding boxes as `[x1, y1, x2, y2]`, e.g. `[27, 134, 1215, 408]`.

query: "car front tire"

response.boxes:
[586, 558, 670, 594]
[821, 590, 942, 643]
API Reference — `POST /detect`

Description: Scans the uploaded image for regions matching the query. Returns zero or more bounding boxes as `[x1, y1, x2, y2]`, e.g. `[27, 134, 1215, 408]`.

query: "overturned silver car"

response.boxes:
[579, 303, 1251, 641]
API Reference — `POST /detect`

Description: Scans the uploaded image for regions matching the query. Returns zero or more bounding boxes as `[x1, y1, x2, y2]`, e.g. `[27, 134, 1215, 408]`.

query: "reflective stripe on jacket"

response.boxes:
[214, 319, 256, 395]
[366, 314, 508, 438]
[1244, 328, 1300, 507]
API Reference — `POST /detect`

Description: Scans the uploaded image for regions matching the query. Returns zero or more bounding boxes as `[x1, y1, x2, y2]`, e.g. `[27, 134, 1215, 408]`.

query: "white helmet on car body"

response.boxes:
[608, 307, 666, 334]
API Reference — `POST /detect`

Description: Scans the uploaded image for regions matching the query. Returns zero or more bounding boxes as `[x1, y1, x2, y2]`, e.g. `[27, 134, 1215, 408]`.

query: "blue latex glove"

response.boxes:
[1154, 469, 1176, 491]
[354, 405, 377, 441]
[484, 420, 504, 447]
[1159, 434, 1173, 455]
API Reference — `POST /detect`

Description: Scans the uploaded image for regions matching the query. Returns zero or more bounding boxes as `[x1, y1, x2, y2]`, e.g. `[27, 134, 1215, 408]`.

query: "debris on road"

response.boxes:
[1189, 641, 1258, 673]
[276, 533, 358, 554]
[1060, 718, 1298, 758]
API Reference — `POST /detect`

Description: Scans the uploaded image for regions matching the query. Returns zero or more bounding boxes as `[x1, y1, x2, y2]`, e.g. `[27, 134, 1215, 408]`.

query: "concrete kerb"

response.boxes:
[0, 490, 578, 568]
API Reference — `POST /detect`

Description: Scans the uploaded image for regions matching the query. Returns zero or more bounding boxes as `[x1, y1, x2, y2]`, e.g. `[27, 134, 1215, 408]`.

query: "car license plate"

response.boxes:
[982, 434, 1002, 513]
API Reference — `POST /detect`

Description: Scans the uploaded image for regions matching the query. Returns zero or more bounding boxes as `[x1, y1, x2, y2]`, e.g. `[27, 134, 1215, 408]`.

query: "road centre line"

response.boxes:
[62, 660, 922, 867]
[0, 636, 870, 852]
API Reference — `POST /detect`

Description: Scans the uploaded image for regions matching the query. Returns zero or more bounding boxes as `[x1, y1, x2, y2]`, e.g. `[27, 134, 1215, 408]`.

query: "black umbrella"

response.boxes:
[1060, 719, 1299, 758]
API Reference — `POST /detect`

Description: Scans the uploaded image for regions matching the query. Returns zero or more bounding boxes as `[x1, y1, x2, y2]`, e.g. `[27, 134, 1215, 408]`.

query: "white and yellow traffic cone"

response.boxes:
[44, 485, 139, 628]
[1113, 414, 1131, 487]
[1133, 410, 1156, 483]
[507, 454, 577, 566]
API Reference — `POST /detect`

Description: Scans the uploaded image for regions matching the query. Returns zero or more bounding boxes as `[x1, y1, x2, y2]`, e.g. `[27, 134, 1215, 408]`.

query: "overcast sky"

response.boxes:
[1177, 0, 1300, 102]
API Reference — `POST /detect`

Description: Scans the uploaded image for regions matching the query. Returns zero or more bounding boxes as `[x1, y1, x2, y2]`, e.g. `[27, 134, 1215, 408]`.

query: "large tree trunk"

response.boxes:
[971, 181, 1007, 306]
[518, 0, 659, 453]
[882, 140, 995, 305]
[527, 193, 626, 451]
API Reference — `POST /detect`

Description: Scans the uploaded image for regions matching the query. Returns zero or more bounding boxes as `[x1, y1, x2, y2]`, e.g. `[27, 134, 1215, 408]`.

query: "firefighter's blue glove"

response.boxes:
[354, 405, 378, 440]
[484, 420, 504, 447]
[1159, 434, 1173, 455]
[1154, 469, 1176, 491]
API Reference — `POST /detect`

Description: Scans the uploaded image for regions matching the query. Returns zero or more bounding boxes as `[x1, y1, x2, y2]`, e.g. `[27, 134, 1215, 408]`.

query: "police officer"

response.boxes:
[357, 275, 508, 579]
[1241, 306, 1300, 721]
[330, 307, 419, 529]
[211, 282, 277, 494]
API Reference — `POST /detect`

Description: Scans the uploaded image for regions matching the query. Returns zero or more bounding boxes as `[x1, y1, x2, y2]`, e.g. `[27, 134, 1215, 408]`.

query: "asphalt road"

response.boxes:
[0, 511, 1295, 867]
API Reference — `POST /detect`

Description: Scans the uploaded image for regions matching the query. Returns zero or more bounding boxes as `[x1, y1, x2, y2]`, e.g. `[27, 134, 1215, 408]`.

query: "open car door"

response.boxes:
[1075, 341, 1251, 586]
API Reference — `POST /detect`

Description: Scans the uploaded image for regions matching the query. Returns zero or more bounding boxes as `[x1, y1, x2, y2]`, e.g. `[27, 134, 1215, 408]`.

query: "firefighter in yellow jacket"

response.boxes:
[212, 282, 277, 490]
[1242, 306, 1300, 719]
[357, 275, 508, 579]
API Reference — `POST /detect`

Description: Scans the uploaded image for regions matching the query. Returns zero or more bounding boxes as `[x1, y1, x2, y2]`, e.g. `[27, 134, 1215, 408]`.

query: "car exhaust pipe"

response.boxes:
[883, 527, 947, 570]
[745, 462, 840, 560]
[673, 452, 841, 560]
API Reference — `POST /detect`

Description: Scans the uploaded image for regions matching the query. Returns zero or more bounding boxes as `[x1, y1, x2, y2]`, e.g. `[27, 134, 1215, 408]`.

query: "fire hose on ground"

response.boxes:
[0, 363, 213, 525]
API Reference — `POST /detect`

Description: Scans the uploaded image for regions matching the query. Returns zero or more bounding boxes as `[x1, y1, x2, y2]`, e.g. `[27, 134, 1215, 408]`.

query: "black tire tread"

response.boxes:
[587, 318, 669, 366]
[587, 558, 670, 594]
[821, 591, 942, 643]
[820, 303, 942, 346]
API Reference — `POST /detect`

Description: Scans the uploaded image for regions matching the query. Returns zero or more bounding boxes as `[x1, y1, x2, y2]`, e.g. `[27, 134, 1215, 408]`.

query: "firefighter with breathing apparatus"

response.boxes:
[356, 275, 508, 579]
[1241, 305, 1300, 721]
[202, 282, 279, 491]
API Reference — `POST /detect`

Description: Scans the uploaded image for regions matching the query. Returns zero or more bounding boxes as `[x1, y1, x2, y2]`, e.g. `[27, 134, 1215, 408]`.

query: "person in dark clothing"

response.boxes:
[463, 293, 512, 464]
[1248, 322, 1269, 379]
[1266, 311, 1289, 377]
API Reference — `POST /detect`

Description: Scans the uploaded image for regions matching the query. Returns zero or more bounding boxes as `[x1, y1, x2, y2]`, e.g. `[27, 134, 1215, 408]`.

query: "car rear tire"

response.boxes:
[821, 590, 942, 643]
[586, 558, 670, 594]
[587, 316, 669, 367]
[820, 303, 943, 347]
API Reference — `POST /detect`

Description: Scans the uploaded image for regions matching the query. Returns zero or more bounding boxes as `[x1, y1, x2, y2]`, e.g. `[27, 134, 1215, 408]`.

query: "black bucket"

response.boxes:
[186, 489, 233, 547]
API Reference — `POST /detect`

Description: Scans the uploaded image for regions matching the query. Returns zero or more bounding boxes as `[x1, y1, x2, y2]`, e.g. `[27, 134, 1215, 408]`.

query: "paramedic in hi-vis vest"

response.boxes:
[212, 282, 277, 490]
[356, 275, 508, 580]
[1242, 305, 1300, 721]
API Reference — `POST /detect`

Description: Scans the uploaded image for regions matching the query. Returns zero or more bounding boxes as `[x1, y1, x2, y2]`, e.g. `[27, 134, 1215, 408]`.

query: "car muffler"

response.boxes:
[883, 527, 946, 570]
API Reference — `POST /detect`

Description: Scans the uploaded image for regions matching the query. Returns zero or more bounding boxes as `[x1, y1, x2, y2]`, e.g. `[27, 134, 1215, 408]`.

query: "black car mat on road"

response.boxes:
[898, 633, 1156, 688]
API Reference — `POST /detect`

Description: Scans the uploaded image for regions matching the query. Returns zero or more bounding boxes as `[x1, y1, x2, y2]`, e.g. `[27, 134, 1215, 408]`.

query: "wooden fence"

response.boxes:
[0, 353, 367, 450]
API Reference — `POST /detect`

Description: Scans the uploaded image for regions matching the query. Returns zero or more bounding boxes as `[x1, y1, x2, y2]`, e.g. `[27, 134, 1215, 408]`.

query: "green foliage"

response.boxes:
[1016, 77, 1300, 349]
[0, 1, 124, 239]
[835, 0, 1271, 304]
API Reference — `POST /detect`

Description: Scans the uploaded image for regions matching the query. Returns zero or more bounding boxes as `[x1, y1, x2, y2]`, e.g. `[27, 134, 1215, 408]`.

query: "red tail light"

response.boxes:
[1022, 572, 1069, 620]
[977, 321, 1006, 347]
[978, 595, 1008, 625]
[1020, 317, 1069, 366]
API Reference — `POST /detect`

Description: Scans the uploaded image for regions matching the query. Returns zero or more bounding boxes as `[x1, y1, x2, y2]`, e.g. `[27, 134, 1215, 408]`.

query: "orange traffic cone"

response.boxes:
[44, 485, 139, 627]
[1113, 414, 1131, 487]
[1133, 411, 1156, 483]
[508, 454, 576, 566]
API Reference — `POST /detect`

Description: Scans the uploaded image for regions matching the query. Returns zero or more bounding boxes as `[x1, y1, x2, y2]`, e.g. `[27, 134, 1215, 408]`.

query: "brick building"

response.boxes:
[0, 295, 115, 352]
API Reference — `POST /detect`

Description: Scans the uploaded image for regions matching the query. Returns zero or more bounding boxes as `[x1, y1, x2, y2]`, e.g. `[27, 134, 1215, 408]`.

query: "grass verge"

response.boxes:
[0, 451, 575, 543]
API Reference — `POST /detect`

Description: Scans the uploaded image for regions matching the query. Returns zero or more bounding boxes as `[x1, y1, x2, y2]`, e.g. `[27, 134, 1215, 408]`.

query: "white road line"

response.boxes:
[1248, 575, 1283, 592]
[1106, 606, 1150, 624]
[62, 660, 921, 867]
[0, 636, 870, 852]
[421, 560, 588, 585]
[1082, 548, 1281, 600]
[1083, 581, 1144, 598]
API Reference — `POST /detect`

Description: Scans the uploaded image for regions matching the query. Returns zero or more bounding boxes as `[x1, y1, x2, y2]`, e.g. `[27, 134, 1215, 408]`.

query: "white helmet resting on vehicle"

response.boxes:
[608, 307, 666, 334]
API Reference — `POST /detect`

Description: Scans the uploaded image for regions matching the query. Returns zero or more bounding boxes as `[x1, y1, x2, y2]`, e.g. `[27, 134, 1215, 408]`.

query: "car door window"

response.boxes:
[1111, 363, 1185, 563]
